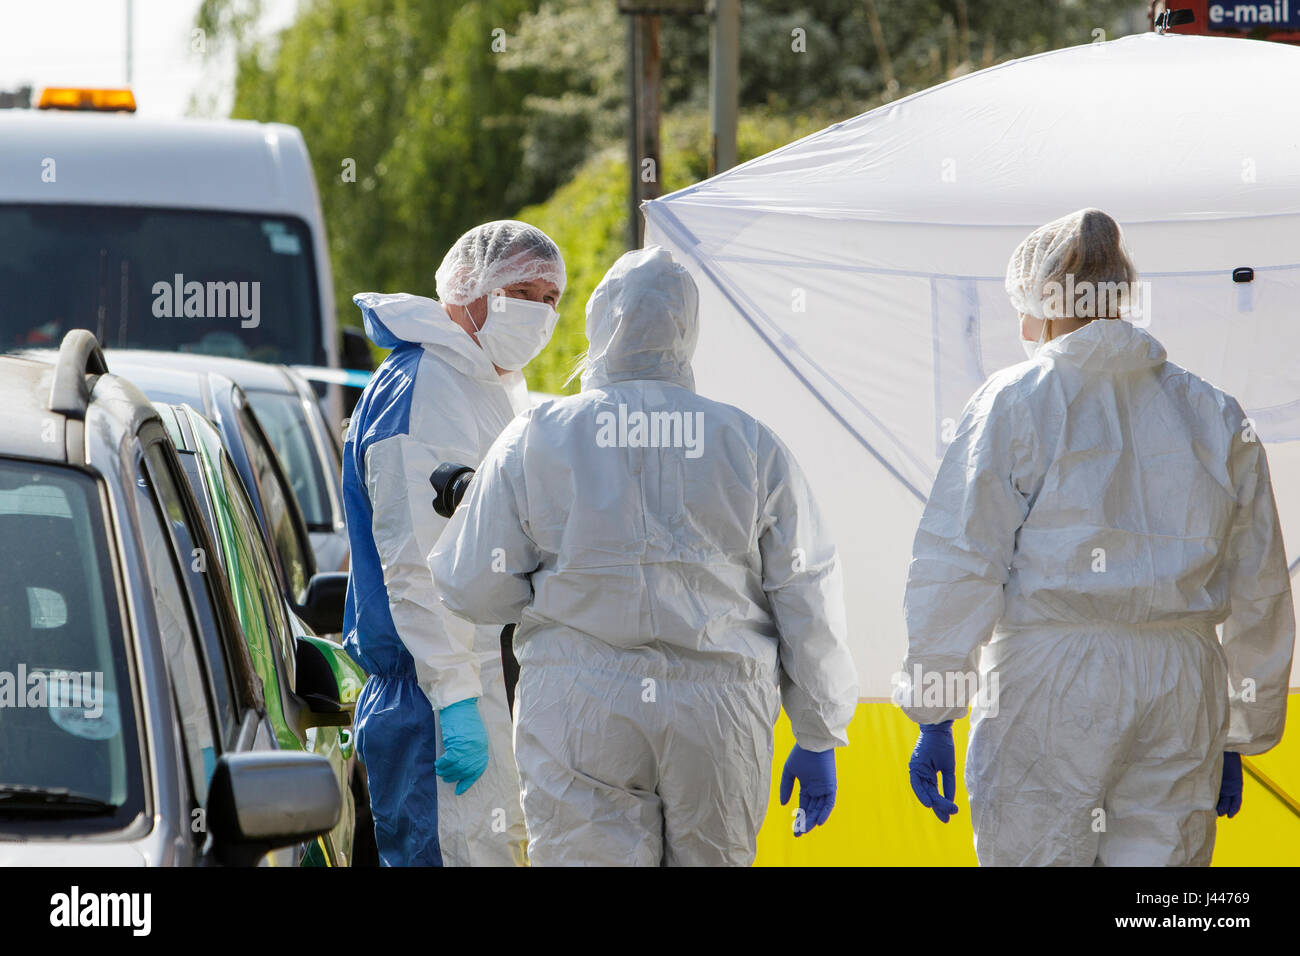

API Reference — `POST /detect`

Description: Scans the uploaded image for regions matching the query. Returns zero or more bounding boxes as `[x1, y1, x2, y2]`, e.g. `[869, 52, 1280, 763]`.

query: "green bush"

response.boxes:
[517, 107, 834, 395]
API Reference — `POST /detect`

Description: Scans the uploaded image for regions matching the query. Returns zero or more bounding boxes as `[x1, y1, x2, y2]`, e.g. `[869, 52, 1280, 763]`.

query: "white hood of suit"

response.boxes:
[580, 246, 699, 391]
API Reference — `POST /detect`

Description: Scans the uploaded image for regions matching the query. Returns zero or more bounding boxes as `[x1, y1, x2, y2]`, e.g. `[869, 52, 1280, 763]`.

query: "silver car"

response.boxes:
[0, 333, 341, 865]
[104, 351, 349, 573]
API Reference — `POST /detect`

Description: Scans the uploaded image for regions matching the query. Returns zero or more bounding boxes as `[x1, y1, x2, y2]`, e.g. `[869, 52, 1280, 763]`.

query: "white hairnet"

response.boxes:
[1006, 208, 1138, 320]
[434, 220, 566, 307]
[579, 246, 699, 391]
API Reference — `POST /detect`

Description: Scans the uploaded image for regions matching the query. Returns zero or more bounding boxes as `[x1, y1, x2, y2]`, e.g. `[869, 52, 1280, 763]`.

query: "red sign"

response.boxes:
[1158, 1, 1300, 42]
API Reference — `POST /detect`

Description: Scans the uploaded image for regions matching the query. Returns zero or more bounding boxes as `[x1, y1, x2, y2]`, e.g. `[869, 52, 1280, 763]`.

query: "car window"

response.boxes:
[141, 439, 239, 745]
[133, 455, 220, 807]
[219, 452, 297, 678]
[188, 434, 299, 751]
[0, 461, 143, 824]
[237, 404, 311, 603]
[246, 390, 333, 531]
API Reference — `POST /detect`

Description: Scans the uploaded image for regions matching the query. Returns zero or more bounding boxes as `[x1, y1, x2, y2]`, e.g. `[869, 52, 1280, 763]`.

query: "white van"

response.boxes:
[0, 98, 364, 425]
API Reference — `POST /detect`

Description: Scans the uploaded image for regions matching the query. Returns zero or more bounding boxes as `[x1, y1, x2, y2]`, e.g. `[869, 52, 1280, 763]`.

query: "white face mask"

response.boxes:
[475, 293, 559, 371]
[1020, 318, 1049, 359]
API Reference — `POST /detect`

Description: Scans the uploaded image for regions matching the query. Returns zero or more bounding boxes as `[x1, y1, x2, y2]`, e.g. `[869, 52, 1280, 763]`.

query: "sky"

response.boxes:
[0, 0, 297, 117]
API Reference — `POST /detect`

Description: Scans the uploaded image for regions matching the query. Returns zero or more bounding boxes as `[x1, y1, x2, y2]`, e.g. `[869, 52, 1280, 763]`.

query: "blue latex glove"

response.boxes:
[434, 698, 489, 795]
[1217, 752, 1243, 818]
[909, 720, 959, 822]
[779, 744, 837, 836]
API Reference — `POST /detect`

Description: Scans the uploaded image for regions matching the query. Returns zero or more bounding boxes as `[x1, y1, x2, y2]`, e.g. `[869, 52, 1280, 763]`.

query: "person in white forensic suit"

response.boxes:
[430, 246, 859, 866]
[341, 220, 564, 866]
[898, 208, 1295, 866]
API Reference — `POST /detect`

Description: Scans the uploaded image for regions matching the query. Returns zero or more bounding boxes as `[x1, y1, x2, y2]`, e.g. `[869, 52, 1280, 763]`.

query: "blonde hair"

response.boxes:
[1007, 208, 1139, 337]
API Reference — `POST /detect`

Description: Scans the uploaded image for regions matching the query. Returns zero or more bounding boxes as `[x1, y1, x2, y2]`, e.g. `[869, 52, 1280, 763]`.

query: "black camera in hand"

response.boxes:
[428, 459, 521, 712]
[430, 462, 475, 518]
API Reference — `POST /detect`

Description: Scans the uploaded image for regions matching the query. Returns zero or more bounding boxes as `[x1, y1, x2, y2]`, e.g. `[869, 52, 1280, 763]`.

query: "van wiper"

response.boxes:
[0, 784, 116, 815]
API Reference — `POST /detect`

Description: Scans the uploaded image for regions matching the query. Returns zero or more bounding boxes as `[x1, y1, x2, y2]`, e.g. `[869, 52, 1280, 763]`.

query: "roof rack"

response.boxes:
[48, 329, 109, 420]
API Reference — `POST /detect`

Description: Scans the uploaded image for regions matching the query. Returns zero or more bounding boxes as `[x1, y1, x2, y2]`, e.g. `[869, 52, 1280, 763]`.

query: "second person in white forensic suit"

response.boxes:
[430, 246, 859, 866]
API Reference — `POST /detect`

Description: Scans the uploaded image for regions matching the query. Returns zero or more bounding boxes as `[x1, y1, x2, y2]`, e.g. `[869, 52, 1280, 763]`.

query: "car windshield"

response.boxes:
[246, 390, 334, 531]
[0, 203, 323, 366]
[0, 460, 143, 828]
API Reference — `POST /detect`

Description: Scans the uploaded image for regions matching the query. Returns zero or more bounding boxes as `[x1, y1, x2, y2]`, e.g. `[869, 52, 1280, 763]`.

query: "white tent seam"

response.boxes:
[659, 201, 1300, 230]
[704, 256, 1300, 282]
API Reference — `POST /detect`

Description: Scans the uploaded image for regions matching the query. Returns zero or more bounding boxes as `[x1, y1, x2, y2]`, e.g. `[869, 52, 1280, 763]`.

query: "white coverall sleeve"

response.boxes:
[1220, 421, 1295, 755]
[899, 379, 1034, 725]
[756, 426, 859, 752]
[365, 433, 482, 711]
[430, 415, 540, 627]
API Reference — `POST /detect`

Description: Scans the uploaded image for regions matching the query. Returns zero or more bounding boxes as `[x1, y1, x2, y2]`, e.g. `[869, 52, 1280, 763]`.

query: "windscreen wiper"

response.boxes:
[0, 784, 116, 815]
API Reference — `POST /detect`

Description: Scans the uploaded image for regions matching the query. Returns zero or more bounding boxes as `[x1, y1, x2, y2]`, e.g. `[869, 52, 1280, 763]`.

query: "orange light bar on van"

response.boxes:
[38, 87, 136, 113]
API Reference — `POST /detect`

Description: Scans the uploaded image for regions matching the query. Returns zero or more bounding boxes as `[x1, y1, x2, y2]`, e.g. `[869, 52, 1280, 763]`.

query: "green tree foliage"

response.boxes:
[206, 0, 1140, 377]
[208, 0, 542, 339]
[519, 106, 835, 394]
[504, 0, 1139, 393]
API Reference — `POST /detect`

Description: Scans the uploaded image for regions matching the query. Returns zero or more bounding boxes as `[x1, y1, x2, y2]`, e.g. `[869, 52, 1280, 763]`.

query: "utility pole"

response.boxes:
[637, 16, 662, 210]
[625, 13, 640, 250]
[624, 14, 662, 248]
[709, 0, 738, 176]
[863, 0, 896, 99]
[126, 0, 134, 86]
[619, 1, 710, 249]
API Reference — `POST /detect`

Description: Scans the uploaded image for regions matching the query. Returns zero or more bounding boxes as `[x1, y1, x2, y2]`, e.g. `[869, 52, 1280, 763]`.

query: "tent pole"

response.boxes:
[1243, 756, 1300, 819]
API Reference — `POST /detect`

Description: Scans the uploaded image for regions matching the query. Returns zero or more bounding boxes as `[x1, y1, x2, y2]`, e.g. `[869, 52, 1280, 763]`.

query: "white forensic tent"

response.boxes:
[645, 31, 1300, 863]
[645, 32, 1300, 701]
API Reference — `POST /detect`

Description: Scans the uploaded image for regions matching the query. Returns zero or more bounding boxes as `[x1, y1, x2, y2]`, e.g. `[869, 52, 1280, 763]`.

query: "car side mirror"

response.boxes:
[297, 571, 348, 636]
[205, 751, 341, 866]
[341, 327, 374, 372]
[293, 634, 364, 730]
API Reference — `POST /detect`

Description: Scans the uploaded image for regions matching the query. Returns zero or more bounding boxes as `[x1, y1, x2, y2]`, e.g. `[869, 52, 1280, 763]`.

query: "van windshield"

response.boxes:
[0, 203, 323, 366]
